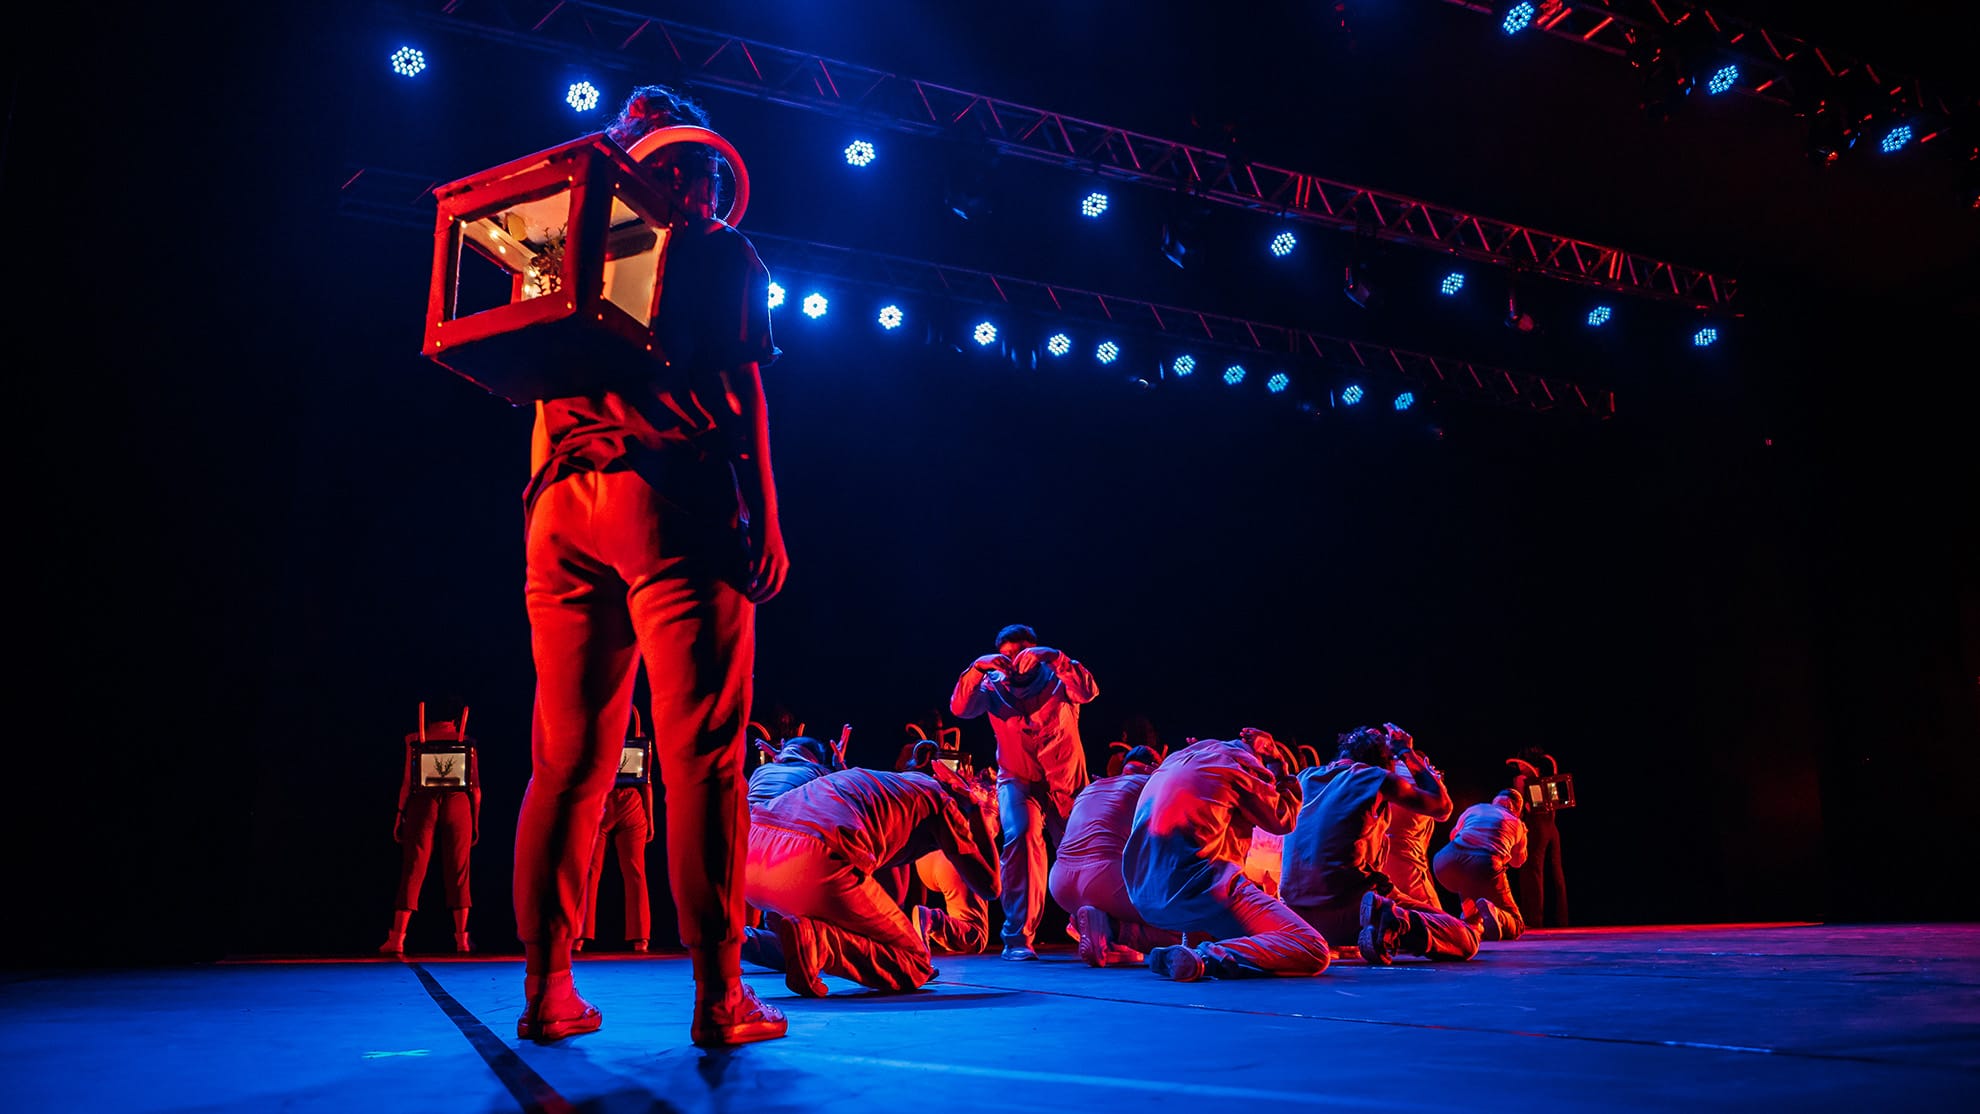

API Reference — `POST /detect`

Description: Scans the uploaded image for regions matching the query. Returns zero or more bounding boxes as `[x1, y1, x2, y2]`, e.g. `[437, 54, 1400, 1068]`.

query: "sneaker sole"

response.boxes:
[691, 1017, 790, 1047]
[1357, 891, 1397, 965]
[1149, 946, 1205, 982]
[517, 1006, 603, 1043]
[1075, 907, 1112, 968]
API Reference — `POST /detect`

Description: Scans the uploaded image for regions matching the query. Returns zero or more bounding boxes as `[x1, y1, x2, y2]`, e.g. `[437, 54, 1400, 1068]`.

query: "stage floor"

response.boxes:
[5, 923, 1975, 1112]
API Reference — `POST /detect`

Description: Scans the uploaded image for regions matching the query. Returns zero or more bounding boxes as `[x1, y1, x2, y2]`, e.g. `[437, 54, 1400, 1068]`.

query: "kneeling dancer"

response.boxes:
[743, 761, 999, 995]
[1048, 745, 1182, 967]
[1122, 732, 1332, 980]
[1432, 790, 1529, 941]
[1282, 724, 1483, 964]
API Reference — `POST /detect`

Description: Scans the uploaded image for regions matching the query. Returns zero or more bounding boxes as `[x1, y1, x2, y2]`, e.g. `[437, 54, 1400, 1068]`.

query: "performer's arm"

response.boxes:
[1234, 747, 1302, 836]
[1508, 818, 1529, 869]
[1382, 739, 1454, 821]
[934, 799, 1001, 902]
[950, 657, 1007, 719]
[642, 775, 657, 844]
[1054, 655, 1099, 705]
[1382, 766, 1453, 822]
[468, 749, 482, 846]
[721, 360, 788, 604]
[394, 746, 414, 842]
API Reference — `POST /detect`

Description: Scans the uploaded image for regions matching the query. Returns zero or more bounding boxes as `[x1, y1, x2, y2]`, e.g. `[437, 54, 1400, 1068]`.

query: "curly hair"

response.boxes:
[1336, 725, 1394, 766]
[606, 84, 711, 146]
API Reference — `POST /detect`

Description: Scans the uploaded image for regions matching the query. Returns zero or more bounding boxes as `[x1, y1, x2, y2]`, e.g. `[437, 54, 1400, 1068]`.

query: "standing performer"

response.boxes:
[742, 760, 1000, 995]
[1433, 790, 1529, 941]
[512, 84, 788, 1046]
[1282, 725, 1484, 964]
[381, 705, 480, 956]
[1122, 732, 1332, 981]
[1509, 747, 1570, 927]
[1048, 745, 1182, 967]
[578, 711, 657, 954]
[949, 624, 1098, 960]
[1380, 748, 1455, 912]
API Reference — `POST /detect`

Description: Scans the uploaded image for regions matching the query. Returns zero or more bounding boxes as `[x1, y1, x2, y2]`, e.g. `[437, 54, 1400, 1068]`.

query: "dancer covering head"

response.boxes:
[747, 728, 845, 806]
[1379, 748, 1454, 912]
[950, 624, 1098, 960]
[1122, 731, 1333, 981]
[1283, 724, 1485, 964]
[511, 82, 787, 1048]
[742, 753, 1000, 995]
[1049, 745, 1182, 967]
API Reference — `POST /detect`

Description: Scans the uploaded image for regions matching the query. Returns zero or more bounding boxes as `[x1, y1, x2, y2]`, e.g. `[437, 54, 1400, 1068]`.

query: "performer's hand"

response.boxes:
[471, 826, 481, 847]
[972, 653, 1014, 675]
[1252, 738, 1295, 778]
[1016, 646, 1062, 668]
[392, 814, 403, 844]
[745, 515, 790, 603]
[1383, 722, 1414, 751]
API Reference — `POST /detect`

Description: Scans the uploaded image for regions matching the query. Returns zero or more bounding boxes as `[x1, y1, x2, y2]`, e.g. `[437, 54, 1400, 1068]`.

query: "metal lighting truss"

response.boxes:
[1438, 0, 1973, 122]
[388, 0, 1737, 308]
[339, 165, 1616, 418]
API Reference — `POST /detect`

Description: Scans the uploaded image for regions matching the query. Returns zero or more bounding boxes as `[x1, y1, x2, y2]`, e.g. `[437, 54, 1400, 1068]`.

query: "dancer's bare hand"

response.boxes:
[972, 653, 1014, 675]
[746, 517, 790, 603]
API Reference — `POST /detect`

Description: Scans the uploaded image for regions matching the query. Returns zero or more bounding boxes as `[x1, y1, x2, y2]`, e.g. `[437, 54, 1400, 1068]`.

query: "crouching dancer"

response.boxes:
[742, 758, 1000, 995]
[1283, 724, 1482, 964]
[1048, 745, 1182, 967]
[1432, 790, 1529, 941]
[1122, 732, 1332, 981]
[747, 731, 843, 806]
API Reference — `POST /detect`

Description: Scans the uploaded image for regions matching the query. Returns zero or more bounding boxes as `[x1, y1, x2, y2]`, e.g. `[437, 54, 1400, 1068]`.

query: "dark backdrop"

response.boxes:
[10, 0, 1976, 964]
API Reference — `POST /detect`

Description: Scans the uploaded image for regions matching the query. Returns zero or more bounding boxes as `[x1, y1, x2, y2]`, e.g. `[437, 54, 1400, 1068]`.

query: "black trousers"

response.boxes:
[1513, 814, 1568, 927]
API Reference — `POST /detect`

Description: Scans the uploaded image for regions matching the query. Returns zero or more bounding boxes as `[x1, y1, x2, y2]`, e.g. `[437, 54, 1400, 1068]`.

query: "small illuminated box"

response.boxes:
[1526, 773, 1576, 811]
[616, 743, 650, 786]
[422, 127, 750, 404]
[417, 743, 474, 789]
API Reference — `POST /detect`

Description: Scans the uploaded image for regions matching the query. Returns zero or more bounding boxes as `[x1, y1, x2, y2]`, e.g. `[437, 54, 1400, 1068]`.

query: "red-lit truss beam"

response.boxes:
[339, 166, 1616, 418]
[391, 0, 1735, 309]
[1438, 1, 1970, 120]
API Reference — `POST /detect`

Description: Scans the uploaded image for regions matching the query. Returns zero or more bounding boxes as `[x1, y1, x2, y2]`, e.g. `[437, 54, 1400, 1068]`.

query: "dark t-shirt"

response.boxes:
[526, 218, 776, 506]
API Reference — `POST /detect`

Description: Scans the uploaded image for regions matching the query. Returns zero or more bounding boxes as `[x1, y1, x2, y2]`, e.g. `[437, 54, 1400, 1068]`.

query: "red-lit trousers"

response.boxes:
[1048, 857, 1182, 953]
[1140, 869, 1331, 976]
[746, 825, 934, 991]
[396, 791, 472, 911]
[515, 468, 752, 961]
[1513, 812, 1568, 927]
[1295, 896, 1481, 960]
[581, 786, 652, 942]
[1433, 845, 1526, 940]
